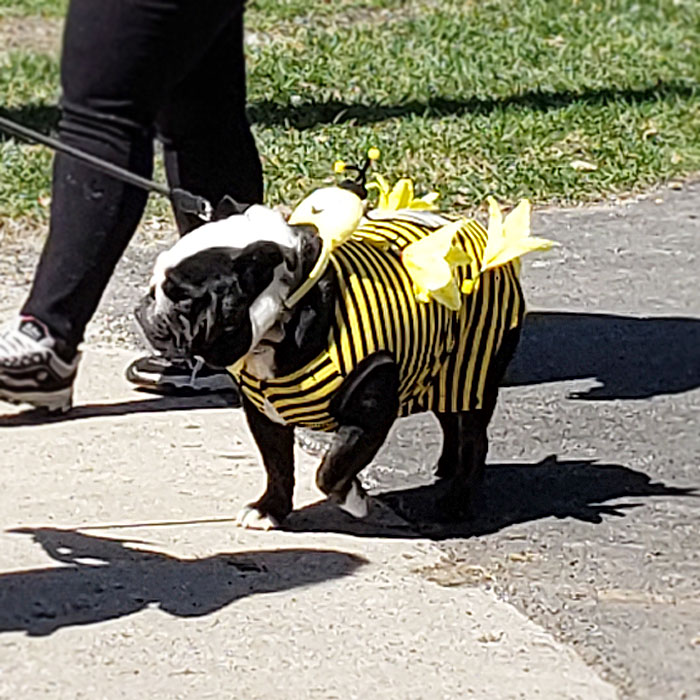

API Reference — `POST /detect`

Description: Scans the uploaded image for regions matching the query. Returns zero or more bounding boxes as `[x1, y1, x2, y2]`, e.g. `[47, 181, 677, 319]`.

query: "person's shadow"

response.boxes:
[0, 528, 365, 636]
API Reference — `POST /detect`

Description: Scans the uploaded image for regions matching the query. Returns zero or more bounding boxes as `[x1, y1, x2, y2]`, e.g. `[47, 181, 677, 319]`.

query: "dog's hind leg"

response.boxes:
[435, 410, 489, 520]
[435, 325, 522, 520]
[316, 353, 399, 518]
[236, 394, 295, 529]
[435, 411, 459, 479]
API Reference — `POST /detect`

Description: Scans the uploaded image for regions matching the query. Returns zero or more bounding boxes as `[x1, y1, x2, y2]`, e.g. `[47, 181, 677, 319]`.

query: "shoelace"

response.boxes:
[187, 357, 205, 386]
[0, 324, 47, 359]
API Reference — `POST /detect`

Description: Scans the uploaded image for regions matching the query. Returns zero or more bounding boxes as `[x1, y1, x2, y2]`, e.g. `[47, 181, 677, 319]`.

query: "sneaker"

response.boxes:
[294, 427, 335, 457]
[0, 316, 79, 413]
[125, 354, 239, 396]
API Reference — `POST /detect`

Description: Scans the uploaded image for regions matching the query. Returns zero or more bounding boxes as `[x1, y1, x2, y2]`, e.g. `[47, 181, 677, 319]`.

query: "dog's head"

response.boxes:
[135, 204, 321, 369]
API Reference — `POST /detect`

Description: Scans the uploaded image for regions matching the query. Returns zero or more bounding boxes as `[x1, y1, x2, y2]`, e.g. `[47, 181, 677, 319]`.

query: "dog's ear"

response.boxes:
[235, 242, 285, 293]
[213, 195, 251, 221]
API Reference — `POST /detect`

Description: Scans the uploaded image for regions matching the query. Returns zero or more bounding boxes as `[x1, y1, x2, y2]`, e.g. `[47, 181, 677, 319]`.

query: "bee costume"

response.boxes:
[234, 152, 554, 431]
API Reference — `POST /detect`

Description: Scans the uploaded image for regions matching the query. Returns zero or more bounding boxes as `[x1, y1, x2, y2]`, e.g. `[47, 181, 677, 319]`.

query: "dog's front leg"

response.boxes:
[237, 394, 295, 530]
[316, 353, 399, 518]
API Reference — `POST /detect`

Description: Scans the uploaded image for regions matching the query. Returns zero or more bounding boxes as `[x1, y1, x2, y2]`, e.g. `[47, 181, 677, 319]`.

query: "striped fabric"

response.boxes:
[235, 213, 524, 431]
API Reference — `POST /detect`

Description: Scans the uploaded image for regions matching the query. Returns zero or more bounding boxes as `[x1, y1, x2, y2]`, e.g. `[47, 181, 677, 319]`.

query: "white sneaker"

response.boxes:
[0, 316, 80, 413]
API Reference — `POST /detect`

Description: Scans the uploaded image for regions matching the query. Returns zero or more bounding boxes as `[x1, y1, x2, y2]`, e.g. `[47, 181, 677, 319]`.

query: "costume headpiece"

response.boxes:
[333, 147, 380, 200]
[286, 150, 556, 310]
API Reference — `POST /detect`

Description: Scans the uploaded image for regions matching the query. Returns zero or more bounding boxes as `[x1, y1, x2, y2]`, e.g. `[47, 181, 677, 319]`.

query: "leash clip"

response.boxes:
[171, 188, 213, 222]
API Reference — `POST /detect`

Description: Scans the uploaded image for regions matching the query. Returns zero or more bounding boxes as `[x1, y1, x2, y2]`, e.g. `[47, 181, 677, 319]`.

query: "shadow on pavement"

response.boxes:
[0, 528, 365, 636]
[0, 393, 239, 427]
[507, 312, 700, 399]
[286, 455, 696, 541]
[2, 310, 697, 427]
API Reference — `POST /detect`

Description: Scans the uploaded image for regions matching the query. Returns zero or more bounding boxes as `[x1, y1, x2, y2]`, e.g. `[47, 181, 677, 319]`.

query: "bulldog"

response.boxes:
[135, 195, 526, 529]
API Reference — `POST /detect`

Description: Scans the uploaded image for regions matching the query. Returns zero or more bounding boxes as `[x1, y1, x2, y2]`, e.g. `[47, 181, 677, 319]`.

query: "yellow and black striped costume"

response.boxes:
[235, 214, 524, 431]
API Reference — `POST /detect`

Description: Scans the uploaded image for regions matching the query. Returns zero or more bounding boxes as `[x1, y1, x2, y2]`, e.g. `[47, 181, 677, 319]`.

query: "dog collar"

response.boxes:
[284, 241, 332, 309]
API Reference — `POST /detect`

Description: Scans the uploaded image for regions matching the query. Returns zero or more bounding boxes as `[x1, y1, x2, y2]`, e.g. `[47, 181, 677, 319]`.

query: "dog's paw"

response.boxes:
[335, 479, 370, 519]
[235, 505, 280, 531]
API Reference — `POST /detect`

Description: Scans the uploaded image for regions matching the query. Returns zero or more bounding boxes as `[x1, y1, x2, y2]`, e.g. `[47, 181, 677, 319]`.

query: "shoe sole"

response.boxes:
[125, 367, 237, 394]
[0, 387, 73, 413]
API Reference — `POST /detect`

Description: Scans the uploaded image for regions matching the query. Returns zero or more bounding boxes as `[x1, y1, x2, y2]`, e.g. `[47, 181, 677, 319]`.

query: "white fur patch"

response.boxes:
[245, 344, 278, 381]
[150, 205, 297, 291]
[235, 505, 280, 530]
[262, 397, 288, 425]
[337, 480, 369, 518]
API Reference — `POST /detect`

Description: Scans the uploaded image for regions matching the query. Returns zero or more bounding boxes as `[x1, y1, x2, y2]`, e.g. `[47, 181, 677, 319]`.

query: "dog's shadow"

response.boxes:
[0, 528, 364, 636]
[284, 455, 696, 540]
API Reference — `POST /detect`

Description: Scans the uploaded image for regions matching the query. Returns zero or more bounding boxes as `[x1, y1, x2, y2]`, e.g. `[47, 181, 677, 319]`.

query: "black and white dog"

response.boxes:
[136, 199, 520, 529]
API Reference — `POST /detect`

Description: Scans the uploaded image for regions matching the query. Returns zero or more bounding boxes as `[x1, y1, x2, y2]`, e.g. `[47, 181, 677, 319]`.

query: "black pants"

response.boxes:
[22, 0, 263, 351]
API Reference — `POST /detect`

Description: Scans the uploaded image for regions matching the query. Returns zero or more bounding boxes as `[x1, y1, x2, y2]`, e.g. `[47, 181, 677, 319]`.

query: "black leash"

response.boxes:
[0, 114, 212, 221]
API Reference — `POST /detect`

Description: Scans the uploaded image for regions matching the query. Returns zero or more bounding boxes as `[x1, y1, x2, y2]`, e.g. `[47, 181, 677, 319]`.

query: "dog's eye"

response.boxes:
[311, 205, 323, 215]
[163, 277, 191, 303]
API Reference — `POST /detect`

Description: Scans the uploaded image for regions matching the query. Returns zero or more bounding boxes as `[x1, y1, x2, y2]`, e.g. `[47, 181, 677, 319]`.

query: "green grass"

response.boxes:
[0, 51, 60, 218]
[247, 0, 699, 206]
[1, 0, 699, 222]
[0, 0, 66, 18]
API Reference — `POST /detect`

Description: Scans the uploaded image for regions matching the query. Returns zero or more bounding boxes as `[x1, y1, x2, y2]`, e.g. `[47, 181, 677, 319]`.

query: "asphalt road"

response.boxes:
[366, 184, 700, 699]
[1, 182, 698, 698]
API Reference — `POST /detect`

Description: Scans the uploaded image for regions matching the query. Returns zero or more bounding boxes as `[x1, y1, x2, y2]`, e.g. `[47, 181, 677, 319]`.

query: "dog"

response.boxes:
[135, 194, 529, 529]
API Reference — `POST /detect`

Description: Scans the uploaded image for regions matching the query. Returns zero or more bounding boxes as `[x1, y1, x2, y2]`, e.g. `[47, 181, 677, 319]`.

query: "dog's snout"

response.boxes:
[134, 294, 174, 353]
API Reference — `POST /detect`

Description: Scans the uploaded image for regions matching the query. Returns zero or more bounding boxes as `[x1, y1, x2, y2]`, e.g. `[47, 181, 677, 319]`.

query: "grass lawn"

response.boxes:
[0, 0, 698, 223]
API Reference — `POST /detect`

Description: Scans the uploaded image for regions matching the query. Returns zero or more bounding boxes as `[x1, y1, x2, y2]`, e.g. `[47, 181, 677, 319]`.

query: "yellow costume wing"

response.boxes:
[368, 174, 439, 212]
[401, 219, 471, 311]
[481, 197, 555, 273]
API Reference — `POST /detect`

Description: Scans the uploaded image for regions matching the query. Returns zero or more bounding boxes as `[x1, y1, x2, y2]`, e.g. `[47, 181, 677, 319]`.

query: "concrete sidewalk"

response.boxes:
[0, 348, 616, 699]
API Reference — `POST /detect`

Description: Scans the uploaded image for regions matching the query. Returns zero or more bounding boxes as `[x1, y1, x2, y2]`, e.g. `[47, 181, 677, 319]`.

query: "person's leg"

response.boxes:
[158, 8, 263, 234]
[126, 8, 264, 396]
[0, 0, 248, 411]
[24, 0, 251, 348]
